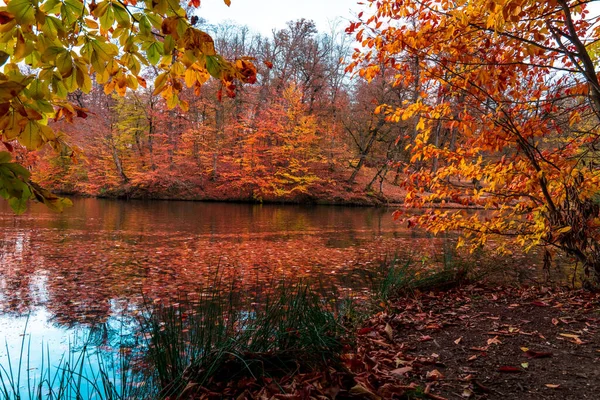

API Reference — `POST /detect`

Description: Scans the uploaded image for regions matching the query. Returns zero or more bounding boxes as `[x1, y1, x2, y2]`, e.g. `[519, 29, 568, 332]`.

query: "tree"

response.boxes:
[0, 0, 256, 212]
[349, 0, 600, 282]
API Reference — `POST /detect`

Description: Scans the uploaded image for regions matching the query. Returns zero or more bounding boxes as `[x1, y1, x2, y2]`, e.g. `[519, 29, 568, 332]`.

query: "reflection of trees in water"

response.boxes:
[0, 232, 47, 314]
[0, 201, 495, 328]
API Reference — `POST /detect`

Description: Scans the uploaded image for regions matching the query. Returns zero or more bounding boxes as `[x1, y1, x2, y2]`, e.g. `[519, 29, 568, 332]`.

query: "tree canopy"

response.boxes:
[349, 0, 600, 280]
[0, 0, 256, 212]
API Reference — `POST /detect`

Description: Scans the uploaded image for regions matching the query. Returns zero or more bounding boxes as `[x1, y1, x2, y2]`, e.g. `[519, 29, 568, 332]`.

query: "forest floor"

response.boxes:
[183, 284, 600, 400]
[343, 285, 600, 400]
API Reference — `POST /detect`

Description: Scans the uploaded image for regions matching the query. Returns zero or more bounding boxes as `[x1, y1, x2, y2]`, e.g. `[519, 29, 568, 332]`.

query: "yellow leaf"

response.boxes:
[152, 72, 168, 96]
[184, 68, 196, 87]
[18, 120, 44, 150]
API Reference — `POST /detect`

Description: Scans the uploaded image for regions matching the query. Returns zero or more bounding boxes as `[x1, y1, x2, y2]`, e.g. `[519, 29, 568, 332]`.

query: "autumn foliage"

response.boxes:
[348, 0, 600, 281]
[28, 19, 409, 206]
[0, 0, 255, 211]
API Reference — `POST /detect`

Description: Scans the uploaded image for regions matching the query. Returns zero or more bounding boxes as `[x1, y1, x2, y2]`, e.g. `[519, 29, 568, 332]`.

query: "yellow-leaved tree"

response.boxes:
[349, 0, 600, 282]
[0, 0, 256, 213]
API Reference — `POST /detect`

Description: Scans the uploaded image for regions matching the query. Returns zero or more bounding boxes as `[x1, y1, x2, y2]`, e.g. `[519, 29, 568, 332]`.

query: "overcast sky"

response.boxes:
[196, 0, 362, 36]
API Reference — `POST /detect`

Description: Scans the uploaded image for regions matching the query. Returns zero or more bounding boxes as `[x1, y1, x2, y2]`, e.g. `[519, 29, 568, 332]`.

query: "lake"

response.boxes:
[0, 198, 455, 397]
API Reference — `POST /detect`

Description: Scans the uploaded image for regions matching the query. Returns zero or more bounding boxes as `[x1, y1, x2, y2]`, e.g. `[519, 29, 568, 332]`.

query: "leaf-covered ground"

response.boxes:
[341, 285, 600, 400]
[179, 285, 598, 400]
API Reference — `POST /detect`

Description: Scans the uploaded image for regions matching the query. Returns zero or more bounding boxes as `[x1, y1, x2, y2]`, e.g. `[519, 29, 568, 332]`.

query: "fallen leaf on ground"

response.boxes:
[498, 366, 521, 373]
[524, 350, 553, 359]
[349, 384, 381, 400]
[487, 336, 502, 345]
[532, 301, 549, 307]
[426, 369, 444, 381]
[384, 323, 393, 341]
[390, 366, 412, 377]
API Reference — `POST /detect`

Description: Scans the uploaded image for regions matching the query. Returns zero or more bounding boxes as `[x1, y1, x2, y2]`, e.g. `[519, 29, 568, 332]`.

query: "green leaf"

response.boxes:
[91, 40, 117, 62]
[41, 16, 65, 38]
[40, 0, 61, 13]
[139, 15, 152, 35]
[5, 162, 31, 179]
[0, 151, 11, 164]
[27, 78, 48, 100]
[56, 51, 73, 77]
[146, 42, 163, 65]
[112, 3, 130, 28]
[62, 0, 85, 25]
[205, 55, 223, 78]
[99, 3, 115, 30]
[164, 35, 175, 54]
[8, 183, 30, 214]
[7, 0, 36, 25]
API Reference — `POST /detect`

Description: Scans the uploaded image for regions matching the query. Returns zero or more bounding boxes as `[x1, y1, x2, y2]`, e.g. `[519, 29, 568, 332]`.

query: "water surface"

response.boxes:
[0, 198, 452, 395]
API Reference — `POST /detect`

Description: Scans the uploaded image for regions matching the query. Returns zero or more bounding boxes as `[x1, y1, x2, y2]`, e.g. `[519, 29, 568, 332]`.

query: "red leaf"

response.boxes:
[524, 350, 553, 359]
[531, 301, 549, 307]
[0, 11, 14, 24]
[498, 366, 521, 373]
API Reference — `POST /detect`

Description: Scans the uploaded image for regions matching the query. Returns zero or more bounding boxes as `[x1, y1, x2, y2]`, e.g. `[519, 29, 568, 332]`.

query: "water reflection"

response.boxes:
[0, 199, 450, 324]
[0, 199, 477, 397]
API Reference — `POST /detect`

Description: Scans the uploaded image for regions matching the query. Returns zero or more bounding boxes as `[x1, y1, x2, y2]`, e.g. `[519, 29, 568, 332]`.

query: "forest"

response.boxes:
[21, 18, 408, 206]
[1, 0, 600, 399]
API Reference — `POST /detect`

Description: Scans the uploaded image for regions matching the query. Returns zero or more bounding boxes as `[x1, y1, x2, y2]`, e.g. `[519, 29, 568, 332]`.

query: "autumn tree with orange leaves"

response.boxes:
[349, 0, 600, 282]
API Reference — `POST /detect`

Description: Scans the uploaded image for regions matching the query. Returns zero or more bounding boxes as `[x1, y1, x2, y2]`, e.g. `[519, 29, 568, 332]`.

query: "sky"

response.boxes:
[196, 0, 363, 36]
